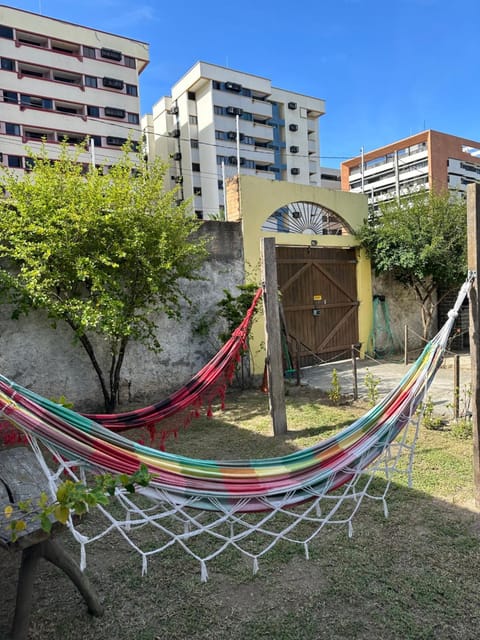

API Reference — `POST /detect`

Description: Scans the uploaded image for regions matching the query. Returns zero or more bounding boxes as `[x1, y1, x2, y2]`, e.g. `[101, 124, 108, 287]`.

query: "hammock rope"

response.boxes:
[0, 274, 474, 579]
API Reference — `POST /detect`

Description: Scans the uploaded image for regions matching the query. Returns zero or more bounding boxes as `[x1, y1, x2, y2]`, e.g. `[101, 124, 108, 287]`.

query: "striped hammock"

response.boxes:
[0, 275, 473, 578]
[84, 286, 263, 444]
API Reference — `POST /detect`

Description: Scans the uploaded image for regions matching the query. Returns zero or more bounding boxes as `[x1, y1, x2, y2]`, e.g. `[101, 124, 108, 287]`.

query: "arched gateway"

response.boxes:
[225, 176, 373, 370]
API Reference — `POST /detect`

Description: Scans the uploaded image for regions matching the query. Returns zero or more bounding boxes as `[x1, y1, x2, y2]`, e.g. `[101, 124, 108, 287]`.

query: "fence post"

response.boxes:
[261, 237, 288, 436]
[467, 183, 480, 506]
[351, 345, 358, 401]
[404, 324, 409, 365]
[454, 354, 460, 420]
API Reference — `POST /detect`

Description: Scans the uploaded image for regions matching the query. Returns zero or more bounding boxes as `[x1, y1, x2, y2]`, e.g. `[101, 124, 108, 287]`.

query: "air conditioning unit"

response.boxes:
[100, 47, 122, 61]
[172, 152, 182, 161]
[225, 81, 242, 92]
[106, 136, 127, 146]
[226, 106, 243, 116]
[288, 102, 297, 110]
[102, 77, 124, 90]
[227, 131, 237, 140]
[290, 145, 299, 153]
[170, 129, 180, 138]
[104, 107, 125, 118]
[289, 124, 298, 132]
[229, 156, 238, 165]
[168, 105, 179, 115]
[291, 168, 300, 175]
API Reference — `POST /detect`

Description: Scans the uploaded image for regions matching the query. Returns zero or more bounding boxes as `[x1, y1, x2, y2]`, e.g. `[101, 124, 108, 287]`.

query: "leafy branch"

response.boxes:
[3, 464, 152, 542]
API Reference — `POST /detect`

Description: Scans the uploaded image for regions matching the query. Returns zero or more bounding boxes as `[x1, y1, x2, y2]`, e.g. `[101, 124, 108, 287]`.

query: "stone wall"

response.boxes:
[0, 221, 245, 412]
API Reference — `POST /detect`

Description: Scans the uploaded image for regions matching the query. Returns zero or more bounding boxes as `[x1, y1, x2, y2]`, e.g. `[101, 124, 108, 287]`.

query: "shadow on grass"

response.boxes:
[1, 387, 479, 640]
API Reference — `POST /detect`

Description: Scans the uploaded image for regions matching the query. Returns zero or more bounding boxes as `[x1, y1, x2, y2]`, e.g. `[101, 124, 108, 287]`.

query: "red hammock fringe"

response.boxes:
[82, 287, 263, 448]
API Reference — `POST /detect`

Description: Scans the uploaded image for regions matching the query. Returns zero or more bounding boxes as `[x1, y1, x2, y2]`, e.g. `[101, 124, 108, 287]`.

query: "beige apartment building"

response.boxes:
[341, 129, 480, 210]
[0, 5, 149, 173]
[143, 61, 327, 219]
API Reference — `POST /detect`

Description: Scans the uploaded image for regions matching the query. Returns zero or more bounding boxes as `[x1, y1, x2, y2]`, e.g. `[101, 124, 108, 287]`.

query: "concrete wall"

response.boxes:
[0, 221, 245, 412]
[372, 273, 427, 353]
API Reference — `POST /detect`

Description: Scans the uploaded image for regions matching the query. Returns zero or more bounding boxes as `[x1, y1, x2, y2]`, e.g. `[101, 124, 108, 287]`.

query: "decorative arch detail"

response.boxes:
[261, 201, 355, 235]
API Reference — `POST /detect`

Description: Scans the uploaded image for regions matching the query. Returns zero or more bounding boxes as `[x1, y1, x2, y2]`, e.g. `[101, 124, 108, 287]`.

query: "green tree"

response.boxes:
[357, 189, 467, 340]
[0, 141, 207, 412]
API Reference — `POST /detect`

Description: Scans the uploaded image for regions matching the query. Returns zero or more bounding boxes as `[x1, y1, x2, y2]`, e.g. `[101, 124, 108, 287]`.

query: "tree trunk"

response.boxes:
[413, 279, 437, 342]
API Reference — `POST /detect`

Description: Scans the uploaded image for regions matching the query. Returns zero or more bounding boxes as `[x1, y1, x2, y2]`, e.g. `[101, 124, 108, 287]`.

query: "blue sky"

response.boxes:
[5, 0, 480, 167]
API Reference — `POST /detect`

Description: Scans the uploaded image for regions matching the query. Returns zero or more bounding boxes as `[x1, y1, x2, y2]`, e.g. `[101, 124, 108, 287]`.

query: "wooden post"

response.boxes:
[351, 345, 358, 401]
[453, 354, 460, 420]
[467, 183, 480, 506]
[404, 324, 409, 365]
[261, 237, 287, 435]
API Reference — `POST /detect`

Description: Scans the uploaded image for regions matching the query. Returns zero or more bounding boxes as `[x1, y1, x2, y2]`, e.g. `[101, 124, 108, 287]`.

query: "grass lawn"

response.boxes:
[1, 386, 479, 639]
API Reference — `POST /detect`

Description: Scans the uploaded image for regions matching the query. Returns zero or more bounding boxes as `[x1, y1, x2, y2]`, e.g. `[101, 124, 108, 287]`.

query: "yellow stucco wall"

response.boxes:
[226, 176, 372, 373]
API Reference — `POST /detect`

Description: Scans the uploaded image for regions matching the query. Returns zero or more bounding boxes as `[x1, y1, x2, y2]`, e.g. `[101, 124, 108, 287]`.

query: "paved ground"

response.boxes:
[299, 352, 472, 417]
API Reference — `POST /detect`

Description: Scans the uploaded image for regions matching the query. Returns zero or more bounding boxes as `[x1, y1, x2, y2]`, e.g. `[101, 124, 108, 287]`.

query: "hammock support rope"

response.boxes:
[0, 274, 474, 579]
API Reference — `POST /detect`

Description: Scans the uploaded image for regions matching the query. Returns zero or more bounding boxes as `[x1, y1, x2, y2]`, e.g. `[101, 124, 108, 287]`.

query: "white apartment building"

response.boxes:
[143, 61, 326, 218]
[0, 5, 149, 174]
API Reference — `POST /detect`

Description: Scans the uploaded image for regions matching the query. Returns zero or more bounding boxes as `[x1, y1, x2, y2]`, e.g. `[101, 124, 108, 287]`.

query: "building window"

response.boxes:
[7, 155, 23, 168]
[87, 105, 100, 117]
[85, 75, 98, 88]
[214, 105, 224, 116]
[191, 139, 199, 148]
[126, 84, 138, 96]
[188, 91, 196, 100]
[83, 45, 96, 58]
[20, 95, 52, 110]
[216, 156, 226, 165]
[127, 113, 139, 124]
[53, 71, 82, 85]
[195, 210, 203, 219]
[3, 90, 18, 104]
[192, 163, 200, 172]
[25, 157, 35, 171]
[1, 57, 15, 71]
[193, 187, 202, 196]
[55, 101, 82, 115]
[212, 81, 222, 90]
[0, 25, 14, 39]
[189, 115, 198, 125]
[5, 123, 21, 136]
[91, 135, 102, 147]
[124, 56, 135, 68]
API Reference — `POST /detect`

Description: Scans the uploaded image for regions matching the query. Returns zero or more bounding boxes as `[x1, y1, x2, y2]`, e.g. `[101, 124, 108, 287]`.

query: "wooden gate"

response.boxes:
[276, 246, 359, 366]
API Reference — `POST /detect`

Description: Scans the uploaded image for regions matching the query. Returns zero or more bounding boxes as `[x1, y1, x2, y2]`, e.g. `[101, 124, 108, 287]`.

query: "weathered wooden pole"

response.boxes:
[351, 345, 358, 401]
[404, 324, 409, 365]
[453, 354, 460, 420]
[261, 237, 288, 435]
[467, 183, 480, 506]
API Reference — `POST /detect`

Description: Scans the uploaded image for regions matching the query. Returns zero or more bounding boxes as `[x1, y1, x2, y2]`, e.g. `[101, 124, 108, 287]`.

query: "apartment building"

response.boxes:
[341, 130, 480, 210]
[0, 5, 149, 174]
[143, 61, 326, 218]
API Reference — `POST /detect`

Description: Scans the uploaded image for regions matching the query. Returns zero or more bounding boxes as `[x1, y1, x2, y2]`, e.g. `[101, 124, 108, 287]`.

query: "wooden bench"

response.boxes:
[0, 447, 103, 640]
